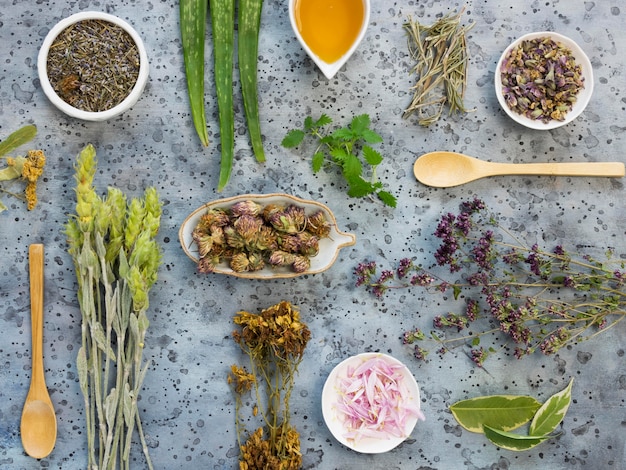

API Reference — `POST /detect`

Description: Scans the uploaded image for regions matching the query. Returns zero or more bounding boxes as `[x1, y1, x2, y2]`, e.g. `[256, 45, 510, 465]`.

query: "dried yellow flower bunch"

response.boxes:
[192, 200, 331, 274]
[0, 125, 46, 212]
[229, 301, 311, 470]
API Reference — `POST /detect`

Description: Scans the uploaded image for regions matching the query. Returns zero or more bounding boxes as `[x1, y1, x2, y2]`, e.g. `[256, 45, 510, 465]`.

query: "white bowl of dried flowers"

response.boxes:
[321, 353, 425, 453]
[37, 11, 149, 121]
[495, 32, 593, 130]
[179, 193, 356, 279]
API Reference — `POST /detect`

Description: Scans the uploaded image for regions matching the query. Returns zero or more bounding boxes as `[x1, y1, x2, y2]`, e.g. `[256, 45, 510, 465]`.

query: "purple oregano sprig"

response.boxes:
[355, 198, 626, 366]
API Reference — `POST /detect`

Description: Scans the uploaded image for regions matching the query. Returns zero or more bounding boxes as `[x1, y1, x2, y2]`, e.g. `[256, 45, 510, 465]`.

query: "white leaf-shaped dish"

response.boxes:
[178, 193, 356, 279]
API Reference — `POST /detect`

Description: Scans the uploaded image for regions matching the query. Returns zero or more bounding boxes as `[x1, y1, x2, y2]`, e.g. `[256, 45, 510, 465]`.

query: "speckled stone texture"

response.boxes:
[1, 1, 625, 469]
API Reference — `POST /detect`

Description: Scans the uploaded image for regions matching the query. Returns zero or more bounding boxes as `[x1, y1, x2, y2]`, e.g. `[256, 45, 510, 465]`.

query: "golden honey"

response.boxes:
[294, 0, 365, 64]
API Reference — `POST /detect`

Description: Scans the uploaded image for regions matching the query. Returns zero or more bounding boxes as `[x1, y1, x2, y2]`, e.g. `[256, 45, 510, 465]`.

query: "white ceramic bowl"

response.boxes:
[321, 352, 422, 453]
[38, 11, 149, 121]
[288, 0, 370, 79]
[179, 193, 356, 279]
[495, 32, 593, 130]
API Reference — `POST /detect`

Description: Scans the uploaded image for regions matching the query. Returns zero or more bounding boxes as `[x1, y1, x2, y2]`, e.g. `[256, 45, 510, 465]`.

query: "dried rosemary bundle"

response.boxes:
[403, 9, 475, 126]
[47, 19, 140, 112]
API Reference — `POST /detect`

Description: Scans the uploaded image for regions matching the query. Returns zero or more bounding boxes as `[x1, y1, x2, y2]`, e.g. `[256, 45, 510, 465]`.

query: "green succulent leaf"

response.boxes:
[450, 395, 541, 433]
[529, 378, 574, 436]
[483, 425, 553, 451]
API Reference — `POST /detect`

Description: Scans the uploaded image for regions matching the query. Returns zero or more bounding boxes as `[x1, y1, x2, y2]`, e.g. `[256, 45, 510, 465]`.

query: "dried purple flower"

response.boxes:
[500, 36, 584, 123]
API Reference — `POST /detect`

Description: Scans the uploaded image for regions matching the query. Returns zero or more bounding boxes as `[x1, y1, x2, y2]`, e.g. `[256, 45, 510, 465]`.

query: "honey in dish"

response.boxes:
[294, 0, 365, 64]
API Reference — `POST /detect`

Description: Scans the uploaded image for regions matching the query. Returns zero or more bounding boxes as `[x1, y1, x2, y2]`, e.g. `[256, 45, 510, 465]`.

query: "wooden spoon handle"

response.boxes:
[489, 161, 625, 177]
[28, 244, 46, 396]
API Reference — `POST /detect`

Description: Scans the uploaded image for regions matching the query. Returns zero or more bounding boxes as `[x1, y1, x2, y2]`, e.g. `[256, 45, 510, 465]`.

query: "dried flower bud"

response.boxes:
[230, 200, 262, 217]
[292, 255, 310, 273]
[268, 250, 295, 267]
[306, 210, 331, 237]
[230, 252, 250, 272]
[234, 214, 264, 241]
[247, 253, 265, 271]
[224, 226, 246, 249]
[261, 203, 284, 220]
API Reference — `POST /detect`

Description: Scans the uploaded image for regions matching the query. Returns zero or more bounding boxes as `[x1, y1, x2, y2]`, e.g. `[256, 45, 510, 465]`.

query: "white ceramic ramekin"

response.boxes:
[37, 11, 149, 121]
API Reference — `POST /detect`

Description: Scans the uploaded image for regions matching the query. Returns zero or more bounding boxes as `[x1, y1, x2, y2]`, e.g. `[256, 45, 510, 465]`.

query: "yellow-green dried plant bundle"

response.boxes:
[192, 200, 332, 274]
[403, 8, 475, 126]
[65, 144, 162, 470]
[228, 301, 310, 470]
[0, 124, 45, 212]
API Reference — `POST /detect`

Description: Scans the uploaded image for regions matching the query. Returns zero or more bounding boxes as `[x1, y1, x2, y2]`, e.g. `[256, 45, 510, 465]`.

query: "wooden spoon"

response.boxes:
[20, 244, 57, 459]
[414, 151, 625, 187]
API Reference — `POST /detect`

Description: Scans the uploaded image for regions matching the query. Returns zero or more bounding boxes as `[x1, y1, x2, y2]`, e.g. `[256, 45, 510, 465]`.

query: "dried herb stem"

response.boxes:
[403, 9, 474, 125]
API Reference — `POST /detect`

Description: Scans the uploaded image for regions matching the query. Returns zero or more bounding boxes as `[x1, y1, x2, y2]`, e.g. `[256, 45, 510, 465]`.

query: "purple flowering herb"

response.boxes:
[355, 197, 626, 365]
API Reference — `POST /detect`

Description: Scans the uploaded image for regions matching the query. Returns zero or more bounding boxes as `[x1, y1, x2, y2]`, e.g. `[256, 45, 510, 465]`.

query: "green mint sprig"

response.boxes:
[281, 114, 397, 207]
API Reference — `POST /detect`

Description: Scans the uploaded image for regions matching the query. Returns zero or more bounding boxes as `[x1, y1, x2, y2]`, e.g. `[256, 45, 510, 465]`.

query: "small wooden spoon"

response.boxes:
[20, 244, 57, 459]
[414, 151, 625, 187]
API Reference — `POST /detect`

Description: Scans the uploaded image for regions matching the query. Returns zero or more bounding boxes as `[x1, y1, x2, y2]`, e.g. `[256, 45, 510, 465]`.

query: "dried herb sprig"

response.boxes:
[66, 144, 162, 469]
[0, 125, 45, 212]
[355, 198, 625, 366]
[403, 9, 475, 126]
[282, 114, 397, 207]
[228, 301, 310, 470]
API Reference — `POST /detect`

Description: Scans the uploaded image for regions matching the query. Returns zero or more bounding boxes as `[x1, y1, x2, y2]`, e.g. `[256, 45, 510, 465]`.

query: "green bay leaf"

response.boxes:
[483, 425, 553, 451]
[529, 378, 574, 436]
[450, 395, 541, 433]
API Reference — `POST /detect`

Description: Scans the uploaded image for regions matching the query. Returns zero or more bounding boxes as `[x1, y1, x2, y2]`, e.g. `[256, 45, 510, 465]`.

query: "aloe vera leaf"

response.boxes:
[529, 378, 574, 436]
[209, 0, 235, 191]
[238, 0, 265, 162]
[180, 0, 210, 146]
[450, 395, 541, 433]
[483, 425, 553, 451]
[0, 124, 36, 157]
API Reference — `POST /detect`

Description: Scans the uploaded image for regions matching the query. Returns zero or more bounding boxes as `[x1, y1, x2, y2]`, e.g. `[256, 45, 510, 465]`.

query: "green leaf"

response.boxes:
[483, 425, 553, 451]
[361, 129, 383, 144]
[311, 151, 325, 173]
[281, 129, 305, 148]
[77, 346, 89, 396]
[332, 127, 354, 142]
[362, 145, 383, 166]
[342, 154, 363, 179]
[377, 190, 397, 208]
[347, 177, 374, 198]
[450, 395, 541, 433]
[0, 124, 36, 157]
[303, 115, 314, 130]
[452, 284, 462, 299]
[529, 378, 574, 436]
[350, 114, 371, 134]
[330, 147, 350, 163]
[314, 114, 332, 128]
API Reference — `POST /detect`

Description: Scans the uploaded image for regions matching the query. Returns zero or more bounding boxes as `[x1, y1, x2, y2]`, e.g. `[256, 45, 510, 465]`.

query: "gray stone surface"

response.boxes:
[1, 1, 625, 469]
